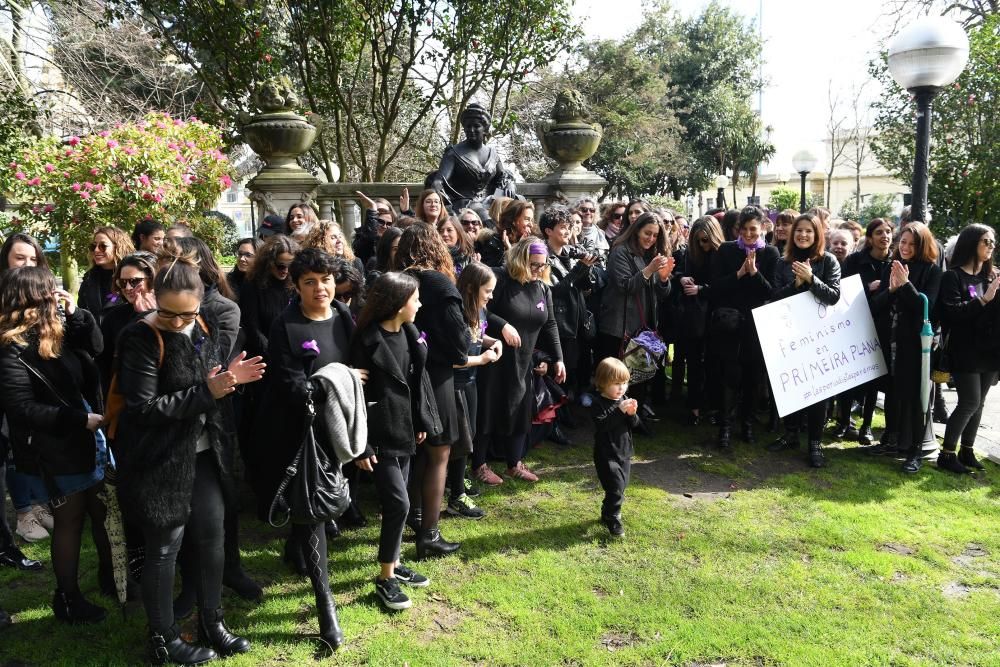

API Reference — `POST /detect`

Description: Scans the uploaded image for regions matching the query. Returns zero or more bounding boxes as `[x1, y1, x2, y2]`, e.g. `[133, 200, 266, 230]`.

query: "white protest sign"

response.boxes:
[752, 274, 887, 417]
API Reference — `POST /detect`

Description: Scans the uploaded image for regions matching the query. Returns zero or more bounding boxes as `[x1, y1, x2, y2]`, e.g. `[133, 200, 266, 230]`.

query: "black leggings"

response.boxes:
[675, 337, 707, 412]
[291, 521, 329, 603]
[51, 483, 112, 595]
[943, 371, 999, 450]
[785, 401, 826, 442]
[142, 453, 224, 633]
[373, 455, 410, 564]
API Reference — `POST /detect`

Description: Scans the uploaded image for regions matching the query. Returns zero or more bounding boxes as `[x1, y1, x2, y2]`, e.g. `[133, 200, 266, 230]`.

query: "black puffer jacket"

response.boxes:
[0, 308, 103, 476]
[772, 251, 841, 305]
[115, 314, 235, 530]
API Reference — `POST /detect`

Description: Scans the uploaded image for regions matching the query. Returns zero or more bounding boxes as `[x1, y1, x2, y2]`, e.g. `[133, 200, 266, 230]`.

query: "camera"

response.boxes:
[564, 245, 591, 260]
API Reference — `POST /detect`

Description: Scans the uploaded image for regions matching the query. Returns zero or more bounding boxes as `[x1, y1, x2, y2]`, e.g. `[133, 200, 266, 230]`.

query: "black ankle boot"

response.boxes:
[198, 608, 250, 657]
[767, 431, 799, 452]
[283, 538, 307, 576]
[958, 446, 985, 470]
[857, 426, 875, 447]
[741, 421, 756, 444]
[405, 508, 423, 535]
[222, 567, 264, 602]
[316, 593, 344, 650]
[937, 450, 972, 475]
[717, 426, 731, 449]
[52, 588, 106, 625]
[808, 440, 825, 468]
[415, 528, 460, 560]
[149, 624, 217, 665]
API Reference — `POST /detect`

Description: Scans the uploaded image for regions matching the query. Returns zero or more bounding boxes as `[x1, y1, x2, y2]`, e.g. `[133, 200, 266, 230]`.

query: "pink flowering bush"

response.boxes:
[0, 112, 233, 267]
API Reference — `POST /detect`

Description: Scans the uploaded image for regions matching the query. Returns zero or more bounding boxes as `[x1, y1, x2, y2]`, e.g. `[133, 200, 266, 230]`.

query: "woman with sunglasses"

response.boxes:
[474, 237, 565, 484]
[0, 266, 112, 624]
[575, 196, 609, 262]
[353, 189, 407, 266]
[240, 235, 300, 359]
[227, 238, 261, 304]
[96, 252, 158, 391]
[116, 260, 264, 663]
[78, 226, 135, 326]
[598, 201, 628, 244]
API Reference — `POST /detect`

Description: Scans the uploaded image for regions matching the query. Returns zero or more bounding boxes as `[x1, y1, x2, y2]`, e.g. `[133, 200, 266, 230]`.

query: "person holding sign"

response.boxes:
[871, 222, 942, 474]
[708, 206, 780, 449]
[767, 214, 842, 467]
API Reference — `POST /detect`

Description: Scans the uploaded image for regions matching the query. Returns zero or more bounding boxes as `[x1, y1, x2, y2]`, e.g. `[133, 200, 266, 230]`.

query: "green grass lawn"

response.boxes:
[2, 407, 999, 666]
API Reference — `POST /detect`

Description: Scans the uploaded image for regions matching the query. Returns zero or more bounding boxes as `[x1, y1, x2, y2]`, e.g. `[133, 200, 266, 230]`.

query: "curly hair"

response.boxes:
[247, 235, 301, 287]
[91, 226, 135, 268]
[304, 219, 356, 261]
[0, 266, 63, 359]
[497, 200, 535, 242]
[392, 222, 455, 282]
[598, 201, 627, 232]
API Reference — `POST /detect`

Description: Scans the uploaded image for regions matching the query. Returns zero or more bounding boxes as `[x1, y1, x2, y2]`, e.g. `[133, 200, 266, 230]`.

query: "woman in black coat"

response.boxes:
[0, 267, 111, 624]
[97, 252, 158, 392]
[937, 224, 1000, 473]
[226, 238, 261, 304]
[239, 235, 300, 359]
[838, 218, 893, 447]
[708, 206, 780, 448]
[77, 226, 135, 326]
[475, 236, 565, 482]
[393, 223, 470, 558]
[249, 249, 360, 650]
[670, 216, 725, 425]
[871, 222, 943, 473]
[116, 262, 264, 664]
[767, 214, 842, 467]
[596, 212, 674, 427]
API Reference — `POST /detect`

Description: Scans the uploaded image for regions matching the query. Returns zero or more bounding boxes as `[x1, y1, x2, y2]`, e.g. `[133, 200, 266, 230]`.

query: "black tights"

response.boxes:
[408, 444, 450, 532]
[51, 484, 112, 594]
[446, 455, 466, 503]
[291, 522, 329, 602]
[142, 454, 224, 633]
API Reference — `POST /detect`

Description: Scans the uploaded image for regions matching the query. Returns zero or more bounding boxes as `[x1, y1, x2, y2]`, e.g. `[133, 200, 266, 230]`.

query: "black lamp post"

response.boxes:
[715, 174, 729, 210]
[791, 150, 818, 213]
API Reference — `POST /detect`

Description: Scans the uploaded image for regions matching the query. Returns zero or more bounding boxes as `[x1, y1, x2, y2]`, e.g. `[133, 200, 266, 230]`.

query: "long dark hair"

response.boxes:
[375, 226, 403, 272]
[456, 261, 494, 328]
[0, 233, 49, 271]
[613, 211, 668, 258]
[132, 219, 164, 249]
[175, 237, 236, 300]
[949, 223, 994, 277]
[860, 218, 892, 252]
[353, 272, 419, 335]
[248, 235, 300, 287]
[687, 217, 724, 268]
[154, 259, 204, 301]
[784, 214, 826, 262]
[392, 222, 456, 282]
[0, 266, 62, 358]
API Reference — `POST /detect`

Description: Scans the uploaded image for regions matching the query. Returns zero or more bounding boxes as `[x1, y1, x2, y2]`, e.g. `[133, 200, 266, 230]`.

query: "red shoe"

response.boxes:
[474, 464, 503, 486]
[505, 462, 538, 482]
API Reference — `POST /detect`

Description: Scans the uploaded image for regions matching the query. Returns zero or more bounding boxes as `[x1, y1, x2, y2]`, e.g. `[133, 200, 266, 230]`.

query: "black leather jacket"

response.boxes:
[772, 252, 842, 306]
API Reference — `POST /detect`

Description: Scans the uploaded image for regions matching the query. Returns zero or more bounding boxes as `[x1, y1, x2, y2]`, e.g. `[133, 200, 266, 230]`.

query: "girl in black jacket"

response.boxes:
[937, 224, 1000, 473]
[0, 267, 111, 624]
[351, 272, 441, 611]
[77, 226, 135, 326]
[708, 207, 780, 448]
[768, 214, 842, 467]
[116, 262, 264, 664]
[871, 222, 943, 473]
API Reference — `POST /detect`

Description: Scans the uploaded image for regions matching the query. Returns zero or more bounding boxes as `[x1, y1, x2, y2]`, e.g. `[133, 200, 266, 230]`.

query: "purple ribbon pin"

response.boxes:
[535, 300, 545, 311]
[418, 331, 427, 345]
[480, 320, 488, 336]
[969, 284, 978, 298]
[302, 339, 320, 355]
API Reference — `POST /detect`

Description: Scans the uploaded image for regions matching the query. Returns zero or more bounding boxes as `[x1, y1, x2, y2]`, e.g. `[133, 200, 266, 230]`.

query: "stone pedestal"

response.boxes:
[541, 168, 607, 205]
[246, 169, 320, 227]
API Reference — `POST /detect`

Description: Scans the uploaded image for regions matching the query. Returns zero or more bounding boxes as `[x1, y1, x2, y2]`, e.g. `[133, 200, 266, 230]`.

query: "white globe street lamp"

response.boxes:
[791, 149, 818, 213]
[887, 17, 969, 223]
[715, 173, 730, 209]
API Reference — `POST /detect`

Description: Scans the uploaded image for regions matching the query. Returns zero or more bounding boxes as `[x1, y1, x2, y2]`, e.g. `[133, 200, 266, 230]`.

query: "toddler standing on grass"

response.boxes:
[590, 358, 639, 537]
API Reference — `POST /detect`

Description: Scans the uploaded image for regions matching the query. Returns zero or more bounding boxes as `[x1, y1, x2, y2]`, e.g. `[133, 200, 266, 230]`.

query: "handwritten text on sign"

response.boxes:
[752, 274, 887, 417]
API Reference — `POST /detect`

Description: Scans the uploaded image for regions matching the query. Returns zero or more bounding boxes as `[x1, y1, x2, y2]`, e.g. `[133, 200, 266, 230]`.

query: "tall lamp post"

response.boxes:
[887, 17, 969, 223]
[791, 150, 818, 213]
[715, 173, 729, 210]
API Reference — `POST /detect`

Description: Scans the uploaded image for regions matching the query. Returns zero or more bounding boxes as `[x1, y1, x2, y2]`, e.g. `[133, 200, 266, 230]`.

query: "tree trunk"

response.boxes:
[60, 252, 80, 293]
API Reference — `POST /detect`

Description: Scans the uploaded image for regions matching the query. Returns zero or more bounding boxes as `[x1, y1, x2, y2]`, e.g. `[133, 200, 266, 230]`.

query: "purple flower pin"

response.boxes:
[417, 331, 428, 345]
[535, 299, 545, 311]
[479, 320, 488, 336]
[302, 339, 320, 355]
[969, 284, 978, 299]
[107, 293, 119, 304]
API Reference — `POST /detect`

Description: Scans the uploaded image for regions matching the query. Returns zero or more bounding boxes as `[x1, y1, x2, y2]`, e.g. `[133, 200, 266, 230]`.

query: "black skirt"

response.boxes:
[426, 363, 459, 446]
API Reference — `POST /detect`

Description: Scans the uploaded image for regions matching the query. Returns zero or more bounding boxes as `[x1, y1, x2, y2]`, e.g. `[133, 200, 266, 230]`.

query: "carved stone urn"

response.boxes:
[241, 76, 321, 172]
[536, 89, 603, 172]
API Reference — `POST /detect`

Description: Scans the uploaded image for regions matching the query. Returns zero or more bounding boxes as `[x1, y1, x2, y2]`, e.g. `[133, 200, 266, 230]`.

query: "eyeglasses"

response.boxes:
[118, 277, 146, 289]
[461, 218, 481, 226]
[156, 309, 200, 322]
[275, 263, 291, 271]
[90, 242, 112, 252]
[237, 251, 255, 259]
[376, 218, 391, 227]
[982, 238, 996, 248]
[612, 213, 624, 220]
[529, 261, 547, 272]
[579, 207, 596, 213]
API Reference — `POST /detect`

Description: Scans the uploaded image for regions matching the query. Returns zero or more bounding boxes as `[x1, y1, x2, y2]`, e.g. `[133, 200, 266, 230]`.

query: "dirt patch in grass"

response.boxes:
[633, 448, 810, 498]
[879, 543, 916, 556]
[599, 629, 640, 652]
[414, 597, 469, 644]
[943, 582, 972, 599]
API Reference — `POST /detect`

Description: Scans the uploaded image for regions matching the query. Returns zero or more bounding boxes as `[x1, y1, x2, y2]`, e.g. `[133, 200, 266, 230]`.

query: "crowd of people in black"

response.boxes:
[0, 193, 997, 663]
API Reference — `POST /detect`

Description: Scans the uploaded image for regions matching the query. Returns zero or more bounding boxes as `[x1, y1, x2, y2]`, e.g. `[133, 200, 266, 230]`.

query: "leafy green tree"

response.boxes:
[768, 187, 800, 212]
[870, 15, 999, 234]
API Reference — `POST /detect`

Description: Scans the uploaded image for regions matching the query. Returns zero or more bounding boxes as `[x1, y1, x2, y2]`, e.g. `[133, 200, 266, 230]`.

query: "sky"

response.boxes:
[571, 0, 905, 177]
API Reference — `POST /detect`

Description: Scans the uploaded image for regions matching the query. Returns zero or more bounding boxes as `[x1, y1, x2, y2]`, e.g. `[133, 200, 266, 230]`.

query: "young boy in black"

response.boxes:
[590, 358, 639, 537]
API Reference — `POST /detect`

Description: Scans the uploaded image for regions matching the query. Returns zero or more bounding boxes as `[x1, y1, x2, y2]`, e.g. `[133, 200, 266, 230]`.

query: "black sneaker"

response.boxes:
[463, 478, 481, 498]
[394, 563, 430, 588]
[446, 494, 485, 520]
[375, 577, 411, 610]
[603, 516, 625, 538]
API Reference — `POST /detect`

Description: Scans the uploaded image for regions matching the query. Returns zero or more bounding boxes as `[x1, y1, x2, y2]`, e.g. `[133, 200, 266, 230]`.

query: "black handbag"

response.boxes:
[268, 383, 351, 527]
[709, 307, 744, 336]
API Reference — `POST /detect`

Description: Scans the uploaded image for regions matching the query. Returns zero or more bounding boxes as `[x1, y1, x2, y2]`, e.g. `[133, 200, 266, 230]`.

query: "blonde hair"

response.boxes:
[0, 267, 63, 359]
[92, 226, 135, 268]
[304, 219, 356, 261]
[506, 236, 550, 284]
[594, 357, 630, 392]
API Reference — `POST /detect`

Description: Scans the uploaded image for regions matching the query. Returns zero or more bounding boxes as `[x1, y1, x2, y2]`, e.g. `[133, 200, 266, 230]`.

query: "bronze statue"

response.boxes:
[427, 103, 516, 215]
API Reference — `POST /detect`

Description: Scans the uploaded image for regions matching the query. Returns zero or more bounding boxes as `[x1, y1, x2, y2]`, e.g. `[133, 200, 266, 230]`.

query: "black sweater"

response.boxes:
[938, 268, 1000, 373]
[590, 394, 640, 454]
[709, 241, 780, 314]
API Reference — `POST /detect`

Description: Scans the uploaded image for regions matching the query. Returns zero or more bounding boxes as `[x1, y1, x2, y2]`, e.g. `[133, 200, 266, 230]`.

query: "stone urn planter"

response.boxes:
[536, 89, 603, 172]
[241, 77, 321, 172]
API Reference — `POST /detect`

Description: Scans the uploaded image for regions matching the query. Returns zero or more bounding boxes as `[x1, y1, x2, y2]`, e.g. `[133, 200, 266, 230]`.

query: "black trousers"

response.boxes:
[675, 337, 707, 411]
[785, 400, 826, 442]
[943, 371, 999, 449]
[142, 453, 224, 633]
[594, 442, 632, 520]
[373, 454, 410, 564]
